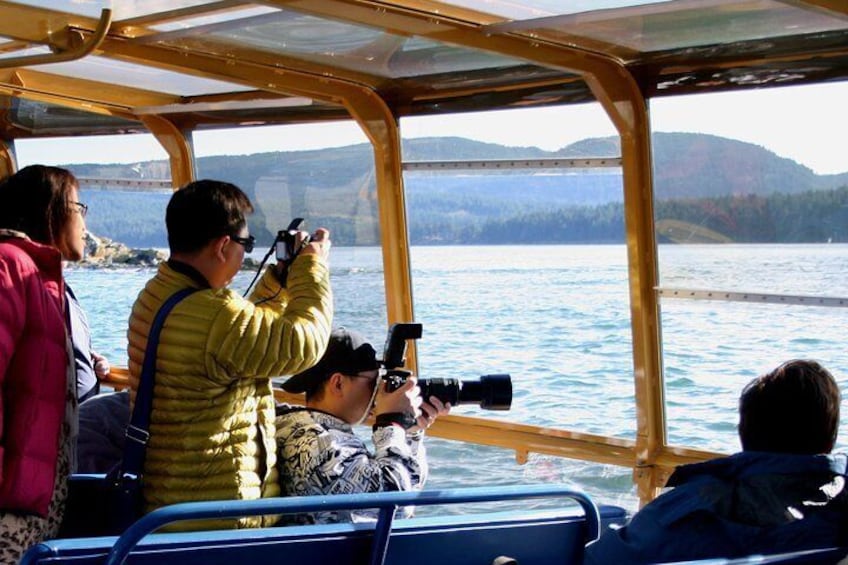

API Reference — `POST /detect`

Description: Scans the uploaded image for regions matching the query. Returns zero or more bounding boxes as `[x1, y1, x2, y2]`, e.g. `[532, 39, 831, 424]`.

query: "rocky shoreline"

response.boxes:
[80, 233, 166, 267]
[80, 233, 260, 269]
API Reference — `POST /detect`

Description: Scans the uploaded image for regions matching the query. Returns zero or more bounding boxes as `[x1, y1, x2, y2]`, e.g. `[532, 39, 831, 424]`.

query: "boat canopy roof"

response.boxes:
[0, 0, 846, 139]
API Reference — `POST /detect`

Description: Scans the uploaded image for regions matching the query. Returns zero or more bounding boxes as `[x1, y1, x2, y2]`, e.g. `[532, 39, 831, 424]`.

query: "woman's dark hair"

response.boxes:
[739, 359, 840, 454]
[0, 165, 78, 245]
[166, 179, 254, 254]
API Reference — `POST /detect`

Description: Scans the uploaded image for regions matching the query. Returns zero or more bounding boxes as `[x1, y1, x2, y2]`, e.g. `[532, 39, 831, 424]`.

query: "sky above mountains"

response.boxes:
[15, 82, 847, 175]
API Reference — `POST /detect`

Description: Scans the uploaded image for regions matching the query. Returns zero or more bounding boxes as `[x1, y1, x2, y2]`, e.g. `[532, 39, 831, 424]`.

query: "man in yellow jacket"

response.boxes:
[127, 179, 332, 528]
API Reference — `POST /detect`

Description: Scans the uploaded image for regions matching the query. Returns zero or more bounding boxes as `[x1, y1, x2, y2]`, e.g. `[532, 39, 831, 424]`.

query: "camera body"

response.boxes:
[380, 323, 512, 411]
[275, 217, 311, 262]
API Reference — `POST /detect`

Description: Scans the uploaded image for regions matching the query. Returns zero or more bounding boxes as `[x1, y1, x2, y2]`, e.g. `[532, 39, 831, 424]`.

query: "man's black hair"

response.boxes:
[166, 179, 254, 254]
[739, 359, 840, 455]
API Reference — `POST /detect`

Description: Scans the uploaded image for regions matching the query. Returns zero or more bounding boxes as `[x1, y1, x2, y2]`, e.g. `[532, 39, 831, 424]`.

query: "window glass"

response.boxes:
[15, 133, 171, 248]
[9, 0, 214, 20]
[193, 122, 388, 336]
[153, 8, 523, 79]
[651, 83, 848, 452]
[13, 133, 171, 366]
[401, 104, 637, 511]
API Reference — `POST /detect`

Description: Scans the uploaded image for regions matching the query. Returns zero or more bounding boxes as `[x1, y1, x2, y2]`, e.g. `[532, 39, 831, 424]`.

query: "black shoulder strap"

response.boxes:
[122, 287, 198, 477]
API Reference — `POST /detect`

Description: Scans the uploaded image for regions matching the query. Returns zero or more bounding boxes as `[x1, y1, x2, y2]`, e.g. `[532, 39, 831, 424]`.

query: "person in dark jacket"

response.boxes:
[77, 390, 130, 473]
[585, 359, 848, 564]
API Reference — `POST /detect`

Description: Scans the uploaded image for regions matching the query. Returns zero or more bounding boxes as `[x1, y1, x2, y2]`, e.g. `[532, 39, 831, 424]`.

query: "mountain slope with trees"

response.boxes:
[68, 133, 848, 247]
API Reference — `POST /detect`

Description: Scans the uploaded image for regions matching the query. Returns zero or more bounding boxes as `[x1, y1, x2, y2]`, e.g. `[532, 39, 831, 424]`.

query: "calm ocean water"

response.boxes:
[66, 244, 848, 514]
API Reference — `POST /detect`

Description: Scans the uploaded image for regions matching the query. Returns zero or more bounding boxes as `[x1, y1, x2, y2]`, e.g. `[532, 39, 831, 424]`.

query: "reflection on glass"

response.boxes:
[8, 99, 140, 134]
[195, 145, 380, 247]
[507, 0, 846, 53]
[153, 9, 521, 78]
[150, 6, 279, 32]
[434, 0, 666, 20]
[35, 56, 249, 96]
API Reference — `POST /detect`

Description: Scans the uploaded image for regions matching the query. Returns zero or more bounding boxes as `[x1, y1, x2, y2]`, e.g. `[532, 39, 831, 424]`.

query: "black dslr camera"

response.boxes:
[381, 323, 512, 411]
[275, 217, 311, 263]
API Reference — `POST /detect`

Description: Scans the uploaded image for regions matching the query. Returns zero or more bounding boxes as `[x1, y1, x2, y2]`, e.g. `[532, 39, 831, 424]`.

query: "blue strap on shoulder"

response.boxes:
[122, 287, 198, 478]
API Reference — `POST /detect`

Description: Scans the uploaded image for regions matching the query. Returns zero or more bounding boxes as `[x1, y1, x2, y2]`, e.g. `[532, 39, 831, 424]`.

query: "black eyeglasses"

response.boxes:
[230, 234, 255, 253]
[345, 370, 383, 386]
[71, 201, 88, 218]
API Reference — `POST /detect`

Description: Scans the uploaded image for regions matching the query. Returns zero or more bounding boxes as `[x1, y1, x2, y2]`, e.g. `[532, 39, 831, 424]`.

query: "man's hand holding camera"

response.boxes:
[409, 393, 450, 434]
[299, 227, 331, 261]
[274, 225, 332, 284]
[374, 375, 451, 434]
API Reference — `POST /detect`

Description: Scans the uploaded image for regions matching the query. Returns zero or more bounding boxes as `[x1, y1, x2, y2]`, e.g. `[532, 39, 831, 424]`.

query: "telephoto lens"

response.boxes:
[419, 374, 512, 410]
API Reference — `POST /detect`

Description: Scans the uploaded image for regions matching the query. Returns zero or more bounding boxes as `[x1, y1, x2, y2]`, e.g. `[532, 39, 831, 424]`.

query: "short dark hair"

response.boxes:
[0, 165, 78, 245]
[166, 179, 254, 254]
[739, 359, 840, 455]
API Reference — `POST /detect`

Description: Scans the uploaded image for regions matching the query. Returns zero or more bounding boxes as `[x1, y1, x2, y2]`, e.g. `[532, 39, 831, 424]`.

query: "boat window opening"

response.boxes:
[661, 298, 848, 453]
[399, 104, 638, 512]
[419, 441, 638, 515]
[12, 132, 173, 375]
[15, 132, 172, 252]
[650, 84, 848, 454]
[193, 122, 389, 340]
[401, 104, 617, 159]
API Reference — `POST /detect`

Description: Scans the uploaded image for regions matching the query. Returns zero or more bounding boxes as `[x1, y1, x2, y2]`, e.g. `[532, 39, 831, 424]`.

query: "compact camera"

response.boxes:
[381, 323, 512, 411]
[275, 217, 311, 262]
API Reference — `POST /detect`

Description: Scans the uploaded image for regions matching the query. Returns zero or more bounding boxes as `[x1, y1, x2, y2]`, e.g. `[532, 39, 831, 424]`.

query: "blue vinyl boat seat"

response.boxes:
[23, 484, 626, 565]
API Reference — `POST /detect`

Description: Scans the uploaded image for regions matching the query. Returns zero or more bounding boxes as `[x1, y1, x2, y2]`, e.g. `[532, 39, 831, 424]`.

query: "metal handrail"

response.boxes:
[104, 485, 600, 565]
[103, 368, 717, 479]
[0, 9, 111, 69]
[657, 287, 848, 308]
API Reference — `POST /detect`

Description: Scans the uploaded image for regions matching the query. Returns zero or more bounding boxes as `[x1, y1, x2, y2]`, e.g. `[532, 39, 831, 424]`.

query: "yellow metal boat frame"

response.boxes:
[0, 0, 845, 506]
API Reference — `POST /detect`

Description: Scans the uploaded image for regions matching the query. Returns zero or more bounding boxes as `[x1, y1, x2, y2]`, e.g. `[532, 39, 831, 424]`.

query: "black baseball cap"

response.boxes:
[281, 327, 379, 394]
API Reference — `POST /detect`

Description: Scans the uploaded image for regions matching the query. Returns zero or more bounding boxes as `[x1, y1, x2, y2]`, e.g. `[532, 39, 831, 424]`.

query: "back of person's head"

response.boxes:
[739, 359, 840, 454]
[166, 179, 253, 254]
[0, 164, 78, 245]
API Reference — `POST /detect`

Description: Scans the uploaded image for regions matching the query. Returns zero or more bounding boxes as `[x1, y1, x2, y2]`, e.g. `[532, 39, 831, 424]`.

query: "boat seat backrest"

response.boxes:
[23, 484, 625, 565]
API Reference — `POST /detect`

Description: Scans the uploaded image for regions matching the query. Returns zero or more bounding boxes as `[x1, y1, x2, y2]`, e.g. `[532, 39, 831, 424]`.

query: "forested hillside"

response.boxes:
[71, 133, 848, 247]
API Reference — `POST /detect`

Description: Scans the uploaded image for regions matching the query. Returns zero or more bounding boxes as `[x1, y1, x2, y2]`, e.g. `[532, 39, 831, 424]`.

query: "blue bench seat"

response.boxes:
[24, 484, 624, 565]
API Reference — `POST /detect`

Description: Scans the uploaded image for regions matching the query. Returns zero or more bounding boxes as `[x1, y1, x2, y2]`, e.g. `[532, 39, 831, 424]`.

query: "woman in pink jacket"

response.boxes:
[0, 165, 87, 562]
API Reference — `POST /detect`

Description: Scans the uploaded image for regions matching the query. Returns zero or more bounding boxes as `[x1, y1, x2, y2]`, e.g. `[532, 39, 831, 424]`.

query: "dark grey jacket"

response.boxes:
[586, 451, 848, 564]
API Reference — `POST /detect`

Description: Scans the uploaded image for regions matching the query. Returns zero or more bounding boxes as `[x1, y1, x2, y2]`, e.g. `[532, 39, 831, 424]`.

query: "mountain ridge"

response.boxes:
[66, 133, 848, 247]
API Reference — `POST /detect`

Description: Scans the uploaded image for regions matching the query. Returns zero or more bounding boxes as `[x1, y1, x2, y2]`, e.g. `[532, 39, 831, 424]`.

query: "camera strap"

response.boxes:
[353, 378, 382, 427]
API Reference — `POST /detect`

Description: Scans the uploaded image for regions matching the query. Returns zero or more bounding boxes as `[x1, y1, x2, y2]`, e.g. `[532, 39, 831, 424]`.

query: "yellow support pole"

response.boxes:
[139, 115, 195, 190]
[337, 89, 418, 369]
[583, 69, 665, 506]
[0, 140, 16, 178]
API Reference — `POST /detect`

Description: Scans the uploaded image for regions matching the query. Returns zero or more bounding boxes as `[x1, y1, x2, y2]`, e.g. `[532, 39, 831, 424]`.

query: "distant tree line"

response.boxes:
[409, 185, 848, 245]
[85, 184, 847, 247]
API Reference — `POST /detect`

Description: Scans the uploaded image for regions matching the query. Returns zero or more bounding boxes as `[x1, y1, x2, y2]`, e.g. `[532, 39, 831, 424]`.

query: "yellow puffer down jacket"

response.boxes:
[126, 255, 332, 528]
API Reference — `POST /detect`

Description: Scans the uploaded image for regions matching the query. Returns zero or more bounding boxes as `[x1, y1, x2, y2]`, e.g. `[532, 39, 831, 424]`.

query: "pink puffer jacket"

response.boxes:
[0, 231, 68, 517]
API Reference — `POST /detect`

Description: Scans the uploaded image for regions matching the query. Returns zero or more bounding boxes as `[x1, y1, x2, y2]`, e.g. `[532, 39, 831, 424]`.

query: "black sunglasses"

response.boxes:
[230, 234, 255, 253]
